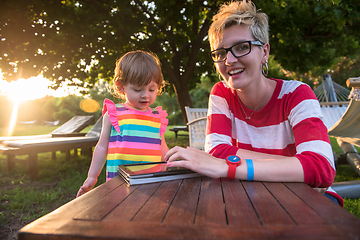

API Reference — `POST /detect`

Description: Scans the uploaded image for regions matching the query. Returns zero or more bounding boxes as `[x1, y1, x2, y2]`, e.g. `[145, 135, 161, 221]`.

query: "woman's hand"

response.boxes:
[76, 177, 98, 198]
[164, 146, 228, 178]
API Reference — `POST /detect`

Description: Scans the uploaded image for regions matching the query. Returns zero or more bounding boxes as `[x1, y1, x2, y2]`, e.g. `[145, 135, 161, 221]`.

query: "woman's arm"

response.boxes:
[235, 150, 304, 182]
[165, 146, 304, 182]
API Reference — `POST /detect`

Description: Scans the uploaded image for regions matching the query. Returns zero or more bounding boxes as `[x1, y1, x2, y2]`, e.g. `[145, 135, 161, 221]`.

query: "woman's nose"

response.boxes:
[226, 50, 237, 64]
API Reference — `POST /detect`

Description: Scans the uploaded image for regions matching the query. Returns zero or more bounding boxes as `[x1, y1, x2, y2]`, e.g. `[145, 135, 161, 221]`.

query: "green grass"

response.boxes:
[0, 125, 58, 136]
[0, 125, 359, 238]
[0, 124, 91, 137]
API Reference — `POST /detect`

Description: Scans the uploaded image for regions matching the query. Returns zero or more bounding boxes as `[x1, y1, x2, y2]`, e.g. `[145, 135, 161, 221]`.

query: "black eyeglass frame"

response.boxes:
[210, 40, 263, 63]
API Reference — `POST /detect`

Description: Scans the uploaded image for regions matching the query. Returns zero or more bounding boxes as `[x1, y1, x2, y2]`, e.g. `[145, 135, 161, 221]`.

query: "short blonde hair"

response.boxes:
[208, 0, 269, 51]
[112, 50, 165, 98]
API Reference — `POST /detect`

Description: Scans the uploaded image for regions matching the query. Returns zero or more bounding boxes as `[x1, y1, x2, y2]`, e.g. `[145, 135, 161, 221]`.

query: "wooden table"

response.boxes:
[169, 126, 188, 138]
[18, 176, 360, 240]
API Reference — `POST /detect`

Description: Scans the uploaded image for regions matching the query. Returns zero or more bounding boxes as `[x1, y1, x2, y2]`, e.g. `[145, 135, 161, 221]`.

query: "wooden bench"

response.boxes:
[0, 117, 102, 180]
[169, 126, 188, 138]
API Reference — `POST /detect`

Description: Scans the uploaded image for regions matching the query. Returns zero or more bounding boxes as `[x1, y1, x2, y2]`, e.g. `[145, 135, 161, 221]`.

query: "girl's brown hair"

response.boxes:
[112, 50, 166, 99]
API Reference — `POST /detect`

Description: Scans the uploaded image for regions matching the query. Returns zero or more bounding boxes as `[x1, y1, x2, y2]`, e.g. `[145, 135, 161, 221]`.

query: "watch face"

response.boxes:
[227, 155, 240, 163]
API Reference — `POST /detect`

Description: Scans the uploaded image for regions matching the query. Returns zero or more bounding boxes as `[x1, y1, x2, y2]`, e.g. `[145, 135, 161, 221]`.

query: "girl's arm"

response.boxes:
[161, 134, 169, 160]
[77, 113, 111, 197]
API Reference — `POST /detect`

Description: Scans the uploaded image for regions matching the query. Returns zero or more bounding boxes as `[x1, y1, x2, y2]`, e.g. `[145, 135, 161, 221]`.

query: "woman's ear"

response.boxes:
[262, 43, 270, 64]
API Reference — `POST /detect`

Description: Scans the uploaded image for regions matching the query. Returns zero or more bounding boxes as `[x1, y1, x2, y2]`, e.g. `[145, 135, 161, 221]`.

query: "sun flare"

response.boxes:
[7, 102, 19, 136]
[0, 73, 81, 136]
[3, 76, 61, 103]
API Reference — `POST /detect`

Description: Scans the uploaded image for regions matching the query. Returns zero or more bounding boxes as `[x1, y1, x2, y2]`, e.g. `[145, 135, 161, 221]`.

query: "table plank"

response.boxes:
[132, 180, 182, 222]
[285, 182, 360, 238]
[17, 177, 360, 240]
[163, 177, 202, 224]
[18, 177, 122, 235]
[20, 220, 348, 240]
[222, 179, 261, 226]
[263, 182, 327, 225]
[243, 181, 294, 225]
[195, 177, 227, 225]
[103, 181, 162, 222]
[74, 183, 139, 221]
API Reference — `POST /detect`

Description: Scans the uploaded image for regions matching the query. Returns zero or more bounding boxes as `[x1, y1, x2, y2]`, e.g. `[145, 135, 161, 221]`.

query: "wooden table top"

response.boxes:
[18, 176, 360, 240]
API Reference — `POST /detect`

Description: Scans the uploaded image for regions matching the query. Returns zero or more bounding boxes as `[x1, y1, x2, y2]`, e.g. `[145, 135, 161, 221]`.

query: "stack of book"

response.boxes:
[117, 162, 202, 185]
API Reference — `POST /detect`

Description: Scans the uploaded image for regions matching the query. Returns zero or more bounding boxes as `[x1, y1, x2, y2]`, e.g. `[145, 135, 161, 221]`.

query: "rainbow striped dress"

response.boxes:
[103, 99, 168, 181]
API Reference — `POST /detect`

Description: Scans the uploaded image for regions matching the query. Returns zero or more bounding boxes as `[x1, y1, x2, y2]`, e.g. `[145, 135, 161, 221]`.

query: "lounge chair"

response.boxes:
[185, 106, 208, 150]
[0, 115, 94, 143]
[0, 117, 102, 180]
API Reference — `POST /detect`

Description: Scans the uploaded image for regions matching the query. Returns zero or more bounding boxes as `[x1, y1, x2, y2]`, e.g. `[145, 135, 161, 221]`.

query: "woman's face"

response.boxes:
[214, 24, 269, 90]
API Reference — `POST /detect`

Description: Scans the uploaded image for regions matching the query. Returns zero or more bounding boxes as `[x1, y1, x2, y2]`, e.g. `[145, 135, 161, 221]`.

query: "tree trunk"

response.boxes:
[160, 59, 194, 124]
[172, 81, 193, 123]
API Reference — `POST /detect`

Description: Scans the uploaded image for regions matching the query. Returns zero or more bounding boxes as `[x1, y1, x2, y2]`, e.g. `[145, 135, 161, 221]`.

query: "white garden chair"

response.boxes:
[185, 106, 208, 150]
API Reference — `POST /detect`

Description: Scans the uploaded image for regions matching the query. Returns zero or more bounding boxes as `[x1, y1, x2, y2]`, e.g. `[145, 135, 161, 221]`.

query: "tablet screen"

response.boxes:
[119, 162, 192, 177]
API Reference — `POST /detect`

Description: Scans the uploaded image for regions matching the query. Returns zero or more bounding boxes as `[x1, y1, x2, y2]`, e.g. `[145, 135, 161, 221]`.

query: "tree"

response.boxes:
[330, 55, 360, 86]
[0, 0, 220, 122]
[258, 0, 360, 73]
[1, 0, 359, 121]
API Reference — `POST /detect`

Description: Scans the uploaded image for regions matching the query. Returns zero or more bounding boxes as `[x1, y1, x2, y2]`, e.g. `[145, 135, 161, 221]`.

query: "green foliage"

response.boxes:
[0, 0, 221, 120]
[335, 165, 360, 182]
[152, 74, 216, 125]
[1, 0, 359, 119]
[344, 198, 360, 217]
[330, 55, 360, 86]
[152, 93, 185, 125]
[258, 0, 360, 73]
[190, 75, 216, 108]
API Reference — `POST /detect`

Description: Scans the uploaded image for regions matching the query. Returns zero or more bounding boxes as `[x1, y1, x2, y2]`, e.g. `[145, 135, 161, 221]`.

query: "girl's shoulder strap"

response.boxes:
[102, 99, 121, 133]
[154, 106, 169, 136]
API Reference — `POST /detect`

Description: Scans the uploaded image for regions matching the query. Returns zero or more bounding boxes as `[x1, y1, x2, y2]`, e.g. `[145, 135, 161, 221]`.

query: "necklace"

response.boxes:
[239, 80, 269, 120]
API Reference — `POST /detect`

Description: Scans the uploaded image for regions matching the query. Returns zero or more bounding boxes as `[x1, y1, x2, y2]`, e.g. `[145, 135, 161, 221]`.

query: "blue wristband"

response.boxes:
[246, 159, 254, 181]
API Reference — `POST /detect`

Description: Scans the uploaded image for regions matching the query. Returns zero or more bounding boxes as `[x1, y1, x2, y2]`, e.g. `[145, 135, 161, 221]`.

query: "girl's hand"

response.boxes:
[76, 177, 98, 198]
[164, 146, 228, 179]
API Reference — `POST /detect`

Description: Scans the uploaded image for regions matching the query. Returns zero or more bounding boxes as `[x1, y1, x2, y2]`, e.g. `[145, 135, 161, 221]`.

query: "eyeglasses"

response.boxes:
[210, 40, 263, 63]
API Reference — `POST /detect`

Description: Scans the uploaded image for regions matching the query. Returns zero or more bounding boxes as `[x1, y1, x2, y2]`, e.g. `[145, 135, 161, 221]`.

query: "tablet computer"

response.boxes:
[118, 162, 195, 179]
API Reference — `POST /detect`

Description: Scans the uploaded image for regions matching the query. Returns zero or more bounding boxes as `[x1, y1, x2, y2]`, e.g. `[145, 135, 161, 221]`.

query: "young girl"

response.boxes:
[77, 50, 169, 197]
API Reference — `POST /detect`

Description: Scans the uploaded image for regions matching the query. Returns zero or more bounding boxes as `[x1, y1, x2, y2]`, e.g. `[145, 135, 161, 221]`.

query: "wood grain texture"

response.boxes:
[18, 177, 360, 240]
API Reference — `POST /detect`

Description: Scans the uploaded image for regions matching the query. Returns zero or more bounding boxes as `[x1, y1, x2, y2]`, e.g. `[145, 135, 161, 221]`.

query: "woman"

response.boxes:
[164, 0, 343, 206]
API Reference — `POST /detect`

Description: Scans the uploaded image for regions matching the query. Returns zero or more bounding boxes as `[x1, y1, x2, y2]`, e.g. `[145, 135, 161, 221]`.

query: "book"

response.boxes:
[117, 162, 202, 185]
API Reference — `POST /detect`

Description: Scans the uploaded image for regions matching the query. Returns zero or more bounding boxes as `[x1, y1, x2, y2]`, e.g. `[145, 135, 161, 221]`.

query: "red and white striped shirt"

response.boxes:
[206, 79, 336, 190]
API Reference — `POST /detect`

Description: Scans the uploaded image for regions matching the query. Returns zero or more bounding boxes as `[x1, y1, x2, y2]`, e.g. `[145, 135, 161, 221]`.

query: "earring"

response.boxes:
[262, 60, 269, 76]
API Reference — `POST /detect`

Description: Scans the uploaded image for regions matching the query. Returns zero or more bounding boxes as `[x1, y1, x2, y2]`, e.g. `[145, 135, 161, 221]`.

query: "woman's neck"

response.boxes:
[237, 78, 274, 111]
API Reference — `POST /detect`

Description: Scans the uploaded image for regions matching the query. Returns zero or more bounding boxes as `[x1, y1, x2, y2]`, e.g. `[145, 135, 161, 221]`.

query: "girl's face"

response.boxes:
[122, 81, 158, 111]
[214, 24, 269, 90]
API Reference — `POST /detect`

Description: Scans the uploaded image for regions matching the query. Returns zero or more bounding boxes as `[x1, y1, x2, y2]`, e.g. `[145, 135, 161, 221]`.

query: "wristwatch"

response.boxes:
[225, 155, 241, 179]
